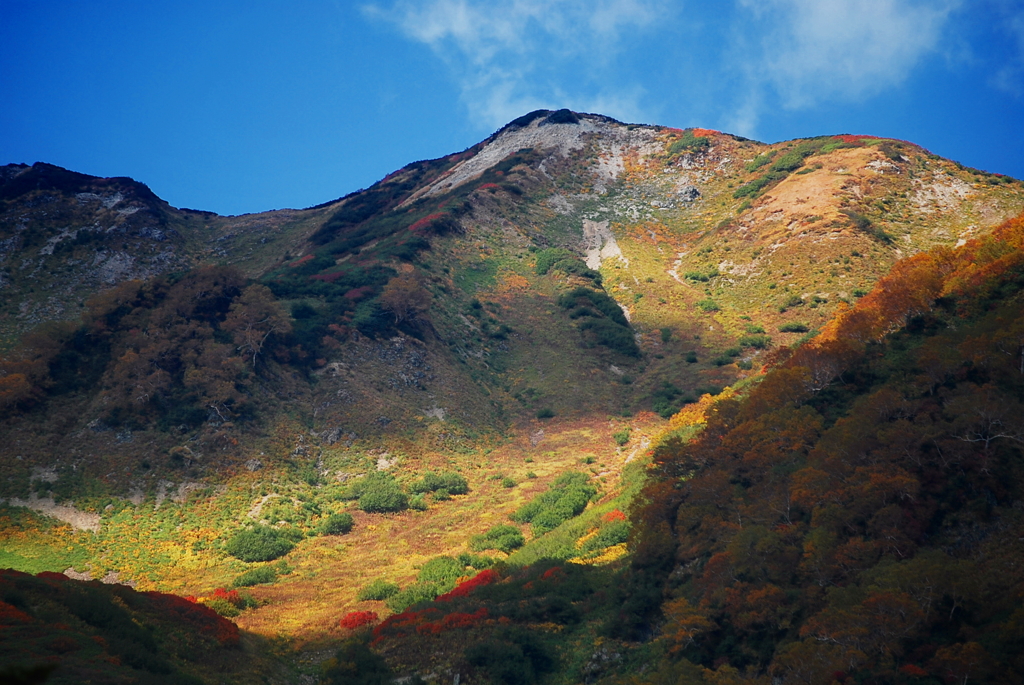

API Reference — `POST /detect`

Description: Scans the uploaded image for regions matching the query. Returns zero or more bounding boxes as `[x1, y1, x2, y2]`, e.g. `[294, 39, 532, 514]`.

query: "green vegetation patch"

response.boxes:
[232, 566, 277, 587]
[471, 524, 526, 554]
[225, 525, 294, 563]
[668, 129, 711, 155]
[416, 556, 465, 593]
[342, 473, 409, 513]
[734, 137, 843, 199]
[737, 334, 771, 349]
[357, 579, 401, 601]
[320, 512, 354, 535]
[409, 472, 469, 496]
[558, 286, 639, 357]
[385, 582, 441, 613]
[510, 472, 598, 536]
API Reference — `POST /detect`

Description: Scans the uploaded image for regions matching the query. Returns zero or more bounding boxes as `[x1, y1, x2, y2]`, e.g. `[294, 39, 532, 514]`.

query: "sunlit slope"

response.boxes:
[2, 111, 1024, 674]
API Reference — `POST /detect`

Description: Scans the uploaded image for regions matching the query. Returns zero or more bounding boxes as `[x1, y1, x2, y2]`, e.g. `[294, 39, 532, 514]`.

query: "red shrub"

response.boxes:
[342, 285, 375, 300]
[310, 271, 344, 283]
[416, 608, 489, 635]
[0, 600, 33, 625]
[212, 587, 240, 603]
[692, 128, 717, 137]
[540, 566, 564, 581]
[340, 611, 379, 630]
[409, 213, 446, 233]
[372, 607, 441, 640]
[288, 254, 315, 268]
[436, 569, 499, 601]
[602, 509, 627, 523]
[834, 134, 877, 145]
[899, 664, 929, 677]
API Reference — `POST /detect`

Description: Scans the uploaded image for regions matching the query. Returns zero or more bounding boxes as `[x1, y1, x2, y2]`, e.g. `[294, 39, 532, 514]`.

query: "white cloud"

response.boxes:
[725, 0, 959, 133]
[363, 0, 665, 128]
[990, 2, 1024, 96]
[740, 0, 959, 107]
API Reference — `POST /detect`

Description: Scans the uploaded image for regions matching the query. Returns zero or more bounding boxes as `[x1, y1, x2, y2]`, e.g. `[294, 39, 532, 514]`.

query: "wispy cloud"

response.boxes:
[363, 0, 666, 128]
[990, 1, 1024, 96]
[728, 0, 959, 131]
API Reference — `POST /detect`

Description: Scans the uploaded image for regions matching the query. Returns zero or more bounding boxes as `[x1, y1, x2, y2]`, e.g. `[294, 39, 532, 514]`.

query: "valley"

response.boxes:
[2, 110, 1024, 684]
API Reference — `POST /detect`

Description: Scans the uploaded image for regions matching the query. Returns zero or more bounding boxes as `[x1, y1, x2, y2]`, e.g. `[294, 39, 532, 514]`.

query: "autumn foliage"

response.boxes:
[619, 212, 1024, 681]
[436, 569, 499, 601]
[340, 610, 379, 630]
[0, 569, 246, 682]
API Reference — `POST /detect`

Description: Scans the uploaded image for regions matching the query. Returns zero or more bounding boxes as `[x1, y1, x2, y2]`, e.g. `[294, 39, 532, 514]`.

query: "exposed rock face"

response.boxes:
[0, 493, 100, 532]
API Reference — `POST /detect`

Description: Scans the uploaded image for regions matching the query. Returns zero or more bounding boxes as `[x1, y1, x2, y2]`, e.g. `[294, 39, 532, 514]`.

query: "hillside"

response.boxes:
[2, 110, 1024, 683]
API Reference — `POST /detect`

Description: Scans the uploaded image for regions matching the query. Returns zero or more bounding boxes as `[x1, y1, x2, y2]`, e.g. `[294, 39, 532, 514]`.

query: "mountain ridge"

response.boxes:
[2, 110, 1024, 683]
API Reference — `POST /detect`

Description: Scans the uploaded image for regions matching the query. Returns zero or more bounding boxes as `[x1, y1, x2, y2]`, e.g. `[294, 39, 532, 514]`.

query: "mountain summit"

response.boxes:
[2, 111, 1024, 683]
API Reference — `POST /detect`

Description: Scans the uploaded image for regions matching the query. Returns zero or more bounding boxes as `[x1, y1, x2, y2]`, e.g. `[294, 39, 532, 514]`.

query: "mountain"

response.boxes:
[1, 110, 1023, 684]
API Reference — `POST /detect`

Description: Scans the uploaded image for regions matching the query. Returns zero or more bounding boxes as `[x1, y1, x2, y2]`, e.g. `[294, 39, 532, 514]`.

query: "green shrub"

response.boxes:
[577, 318, 640, 357]
[696, 298, 719, 313]
[660, 327, 672, 342]
[558, 287, 629, 326]
[417, 556, 465, 592]
[386, 583, 439, 612]
[409, 494, 428, 511]
[668, 130, 710, 155]
[733, 171, 785, 199]
[685, 351, 698, 363]
[652, 381, 694, 418]
[232, 566, 277, 587]
[471, 525, 526, 554]
[612, 428, 631, 446]
[322, 638, 393, 685]
[465, 628, 557, 685]
[536, 408, 555, 419]
[457, 552, 495, 569]
[321, 512, 355, 535]
[355, 474, 407, 513]
[840, 208, 872, 230]
[206, 598, 240, 618]
[357, 579, 400, 601]
[744, 323, 765, 334]
[779, 322, 809, 333]
[684, 268, 719, 283]
[535, 248, 577, 275]
[550, 258, 601, 281]
[511, 472, 597, 536]
[745, 151, 775, 172]
[579, 520, 630, 554]
[225, 525, 294, 562]
[501, 477, 516, 488]
[409, 471, 469, 496]
[737, 359, 753, 370]
[737, 334, 770, 348]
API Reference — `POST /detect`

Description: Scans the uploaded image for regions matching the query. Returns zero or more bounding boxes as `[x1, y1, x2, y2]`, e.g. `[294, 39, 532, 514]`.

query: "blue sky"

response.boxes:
[1, 0, 1021, 215]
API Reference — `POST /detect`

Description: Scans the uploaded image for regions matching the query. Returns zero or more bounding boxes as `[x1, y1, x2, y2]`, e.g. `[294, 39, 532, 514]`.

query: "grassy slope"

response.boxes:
[2, 117, 1024, 679]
